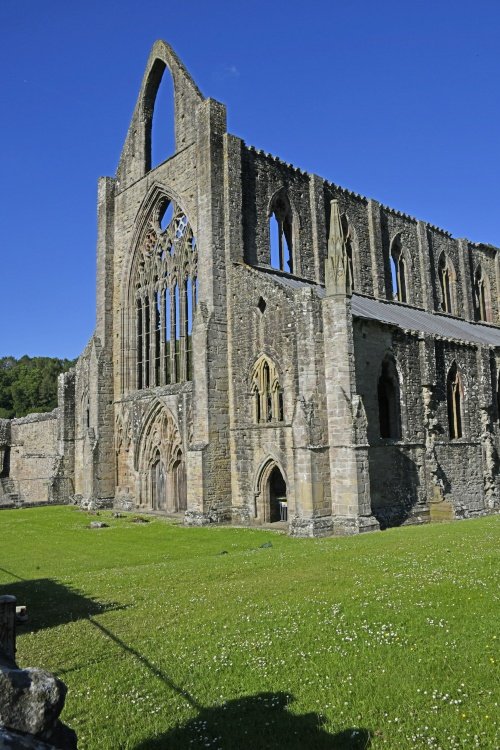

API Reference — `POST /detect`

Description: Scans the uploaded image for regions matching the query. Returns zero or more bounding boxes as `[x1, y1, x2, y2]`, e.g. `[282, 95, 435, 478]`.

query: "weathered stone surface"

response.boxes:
[0, 664, 66, 736]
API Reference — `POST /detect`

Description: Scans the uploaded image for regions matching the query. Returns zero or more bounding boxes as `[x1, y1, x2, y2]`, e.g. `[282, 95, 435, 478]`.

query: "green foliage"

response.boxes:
[0, 355, 75, 418]
[0, 508, 499, 749]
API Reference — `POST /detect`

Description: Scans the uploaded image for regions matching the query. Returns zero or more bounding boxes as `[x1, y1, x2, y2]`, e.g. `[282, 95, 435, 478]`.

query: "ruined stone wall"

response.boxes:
[352, 317, 492, 524]
[6, 411, 65, 506]
[226, 265, 330, 525]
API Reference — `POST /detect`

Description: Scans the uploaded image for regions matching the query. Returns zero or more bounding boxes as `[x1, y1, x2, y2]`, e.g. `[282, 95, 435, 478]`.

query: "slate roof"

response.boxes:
[252, 267, 500, 348]
[351, 294, 500, 347]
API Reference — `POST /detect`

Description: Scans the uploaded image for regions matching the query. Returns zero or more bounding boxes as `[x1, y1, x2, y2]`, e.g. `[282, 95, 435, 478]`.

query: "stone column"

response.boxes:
[367, 199, 385, 299]
[323, 200, 379, 534]
[417, 221, 434, 311]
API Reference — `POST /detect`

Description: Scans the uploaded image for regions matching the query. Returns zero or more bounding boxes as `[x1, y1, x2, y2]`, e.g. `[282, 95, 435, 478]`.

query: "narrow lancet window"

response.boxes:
[341, 215, 355, 293]
[137, 299, 143, 390]
[447, 362, 463, 439]
[269, 192, 294, 273]
[378, 356, 402, 439]
[474, 265, 491, 322]
[390, 237, 407, 303]
[438, 253, 455, 314]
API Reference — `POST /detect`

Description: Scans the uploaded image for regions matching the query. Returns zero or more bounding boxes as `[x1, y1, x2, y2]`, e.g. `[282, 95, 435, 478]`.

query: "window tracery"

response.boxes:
[251, 356, 284, 424]
[133, 199, 198, 390]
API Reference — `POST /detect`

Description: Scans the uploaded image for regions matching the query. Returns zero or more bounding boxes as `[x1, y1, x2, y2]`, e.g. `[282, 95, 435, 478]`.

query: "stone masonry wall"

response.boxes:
[5, 411, 66, 507]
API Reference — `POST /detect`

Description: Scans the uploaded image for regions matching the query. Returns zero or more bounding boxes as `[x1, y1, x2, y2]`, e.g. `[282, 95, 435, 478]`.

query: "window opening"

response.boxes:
[438, 254, 454, 314]
[155, 291, 161, 385]
[159, 201, 174, 231]
[257, 297, 267, 314]
[447, 363, 463, 439]
[341, 215, 354, 293]
[137, 299, 143, 390]
[378, 357, 402, 439]
[150, 65, 175, 169]
[251, 356, 284, 424]
[269, 194, 293, 273]
[133, 201, 197, 390]
[144, 296, 150, 388]
[390, 238, 407, 303]
[474, 266, 491, 322]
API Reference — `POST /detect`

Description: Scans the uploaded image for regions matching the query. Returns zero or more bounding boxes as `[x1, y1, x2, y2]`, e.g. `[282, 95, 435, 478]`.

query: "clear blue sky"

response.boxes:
[1, 0, 499, 359]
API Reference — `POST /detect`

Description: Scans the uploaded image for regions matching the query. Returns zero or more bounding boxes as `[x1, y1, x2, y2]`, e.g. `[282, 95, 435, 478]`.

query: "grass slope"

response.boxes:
[0, 507, 498, 749]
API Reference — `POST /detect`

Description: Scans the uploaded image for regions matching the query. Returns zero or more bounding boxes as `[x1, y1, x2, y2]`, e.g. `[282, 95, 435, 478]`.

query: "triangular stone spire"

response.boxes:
[325, 199, 349, 297]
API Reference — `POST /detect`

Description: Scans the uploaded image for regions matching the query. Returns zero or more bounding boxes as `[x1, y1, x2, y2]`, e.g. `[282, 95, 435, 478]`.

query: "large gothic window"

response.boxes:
[438, 252, 456, 314]
[378, 355, 402, 439]
[390, 236, 408, 303]
[269, 192, 294, 273]
[251, 356, 284, 424]
[133, 199, 198, 390]
[447, 362, 463, 439]
[474, 265, 492, 323]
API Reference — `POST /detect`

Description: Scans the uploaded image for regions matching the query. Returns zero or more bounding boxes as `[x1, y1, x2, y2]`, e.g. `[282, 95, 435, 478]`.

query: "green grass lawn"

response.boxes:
[0, 507, 498, 749]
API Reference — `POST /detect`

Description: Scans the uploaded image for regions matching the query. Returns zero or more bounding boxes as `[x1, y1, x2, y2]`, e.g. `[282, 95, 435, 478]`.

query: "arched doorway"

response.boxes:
[268, 466, 287, 522]
[255, 460, 288, 523]
[136, 403, 186, 513]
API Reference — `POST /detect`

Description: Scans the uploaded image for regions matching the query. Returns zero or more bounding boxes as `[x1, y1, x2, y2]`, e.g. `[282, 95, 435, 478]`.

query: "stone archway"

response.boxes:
[136, 403, 186, 513]
[255, 460, 288, 524]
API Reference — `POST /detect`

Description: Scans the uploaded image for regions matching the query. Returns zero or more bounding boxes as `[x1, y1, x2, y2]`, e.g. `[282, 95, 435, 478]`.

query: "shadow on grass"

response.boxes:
[88, 621, 371, 749]
[0, 579, 122, 632]
[133, 692, 371, 749]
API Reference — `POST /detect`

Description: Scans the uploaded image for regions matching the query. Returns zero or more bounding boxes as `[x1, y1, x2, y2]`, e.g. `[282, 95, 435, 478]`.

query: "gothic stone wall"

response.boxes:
[353, 319, 489, 525]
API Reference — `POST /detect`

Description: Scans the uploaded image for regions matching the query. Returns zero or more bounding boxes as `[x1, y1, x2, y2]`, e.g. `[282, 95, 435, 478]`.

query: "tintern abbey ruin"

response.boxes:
[1, 41, 500, 534]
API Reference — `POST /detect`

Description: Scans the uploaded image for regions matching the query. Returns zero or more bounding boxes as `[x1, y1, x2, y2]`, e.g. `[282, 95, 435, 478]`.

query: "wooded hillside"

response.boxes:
[0, 356, 76, 418]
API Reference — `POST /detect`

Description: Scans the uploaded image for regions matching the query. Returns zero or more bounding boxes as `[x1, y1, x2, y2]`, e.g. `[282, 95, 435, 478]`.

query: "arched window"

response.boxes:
[150, 63, 175, 169]
[447, 362, 463, 439]
[438, 253, 456, 314]
[133, 198, 197, 390]
[378, 356, 402, 439]
[251, 356, 284, 424]
[269, 192, 294, 273]
[390, 236, 408, 303]
[341, 214, 355, 293]
[474, 265, 491, 322]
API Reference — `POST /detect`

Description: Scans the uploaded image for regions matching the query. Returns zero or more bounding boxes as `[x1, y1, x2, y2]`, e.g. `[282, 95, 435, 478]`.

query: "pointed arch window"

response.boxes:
[390, 237, 408, 303]
[251, 356, 284, 424]
[438, 253, 456, 314]
[474, 265, 491, 322]
[378, 355, 402, 439]
[447, 362, 463, 439]
[341, 214, 355, 293]
[269, 192, 294, 273]
[132, 198, 197, 390]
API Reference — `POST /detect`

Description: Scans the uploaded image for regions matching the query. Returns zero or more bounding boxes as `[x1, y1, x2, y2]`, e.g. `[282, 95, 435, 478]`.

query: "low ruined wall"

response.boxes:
[4, 411, 68, 507]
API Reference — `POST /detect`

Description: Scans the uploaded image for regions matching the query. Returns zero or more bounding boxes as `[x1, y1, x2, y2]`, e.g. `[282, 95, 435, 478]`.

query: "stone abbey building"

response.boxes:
[2, 41, 500, 534]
